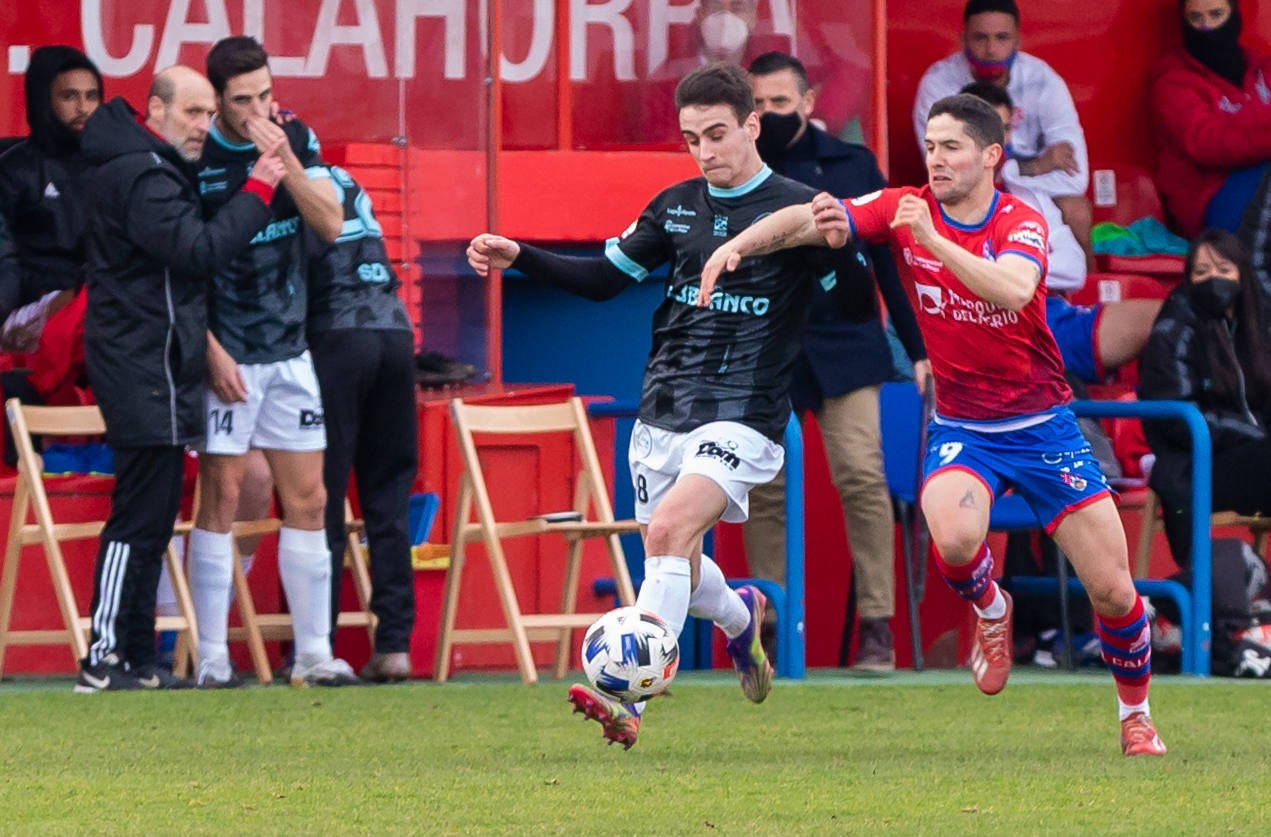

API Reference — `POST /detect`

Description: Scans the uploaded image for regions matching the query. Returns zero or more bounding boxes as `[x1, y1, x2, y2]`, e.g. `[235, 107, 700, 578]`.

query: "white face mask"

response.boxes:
[700, 11, 750, 58]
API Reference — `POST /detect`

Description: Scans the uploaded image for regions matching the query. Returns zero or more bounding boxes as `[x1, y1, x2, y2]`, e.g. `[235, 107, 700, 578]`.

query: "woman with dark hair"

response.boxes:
[1149, 0, 1271, 239]
[1138, 229, 1271, 567]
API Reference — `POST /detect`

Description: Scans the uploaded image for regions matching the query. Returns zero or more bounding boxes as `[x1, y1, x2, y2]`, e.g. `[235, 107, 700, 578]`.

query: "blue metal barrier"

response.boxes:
[586, 401, 806, 679]
[1069, 399, 1212, 676]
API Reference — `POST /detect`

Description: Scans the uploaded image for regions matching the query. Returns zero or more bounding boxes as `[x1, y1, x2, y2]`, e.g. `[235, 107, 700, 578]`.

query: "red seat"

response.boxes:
[1069, 272, 1177, 307]
[1091, 164, 1186, 279]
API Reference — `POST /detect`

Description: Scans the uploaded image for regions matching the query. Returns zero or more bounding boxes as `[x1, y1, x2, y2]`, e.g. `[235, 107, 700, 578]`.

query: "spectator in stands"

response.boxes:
[0, 46, 102, 466]
[76, 65, 283, 692]
[307, 165, 419, 682]
[913, 0, 1094, 268]
[1138, 229, 1271, 568]
[962, 82, 1161, 384]
[745, 52, 929, 671]
[1149, 0, 1270, 238]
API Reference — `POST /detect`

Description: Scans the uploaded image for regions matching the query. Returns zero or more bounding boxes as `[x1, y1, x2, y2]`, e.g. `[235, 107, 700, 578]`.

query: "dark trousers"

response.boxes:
[1155, 438, 1271, 569]
[85, 445, 186, 668]
[310, 328, 418, 653]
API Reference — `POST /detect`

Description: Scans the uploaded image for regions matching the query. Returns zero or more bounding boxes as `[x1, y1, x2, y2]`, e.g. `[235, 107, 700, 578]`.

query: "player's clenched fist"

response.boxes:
[890, 194, 937, 247]
[466, 233, 520, 277]
[811, 191, 850, 249]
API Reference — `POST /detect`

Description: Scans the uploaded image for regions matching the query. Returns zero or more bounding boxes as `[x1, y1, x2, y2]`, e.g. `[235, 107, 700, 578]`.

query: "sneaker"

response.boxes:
[360, 652, 413, 683]
[970, 590, 1013, 696]
[74, 654, 143, 693]
[852, 617, 896, 673]
[567, 683, 642, 750]
[1121, 712, 1167, 756]
[196, 656, 245, 690]
[725, 585, 774, 703]
[133, 664, 194, 690]
[290, 655, 363, 688]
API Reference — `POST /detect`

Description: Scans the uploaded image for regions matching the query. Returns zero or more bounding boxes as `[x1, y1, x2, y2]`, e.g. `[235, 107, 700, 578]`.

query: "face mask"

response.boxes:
[1191, 277, 1241, 318]
[1182, 6, 1245, 86]
[965, 48, 1017, 83]
[700, 11, 750, 59]
[756, 111, 804, 161]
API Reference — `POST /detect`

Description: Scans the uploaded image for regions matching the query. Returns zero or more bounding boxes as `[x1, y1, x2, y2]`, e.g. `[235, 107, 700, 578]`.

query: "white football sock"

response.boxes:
[635, 555, 692, 637]
[189, 528, 233, 663]
[1118, 699, 1151, 722]
[688, 553, 750, 638]
[973, 584, 1007, 621]
[278, 527, 333, 660]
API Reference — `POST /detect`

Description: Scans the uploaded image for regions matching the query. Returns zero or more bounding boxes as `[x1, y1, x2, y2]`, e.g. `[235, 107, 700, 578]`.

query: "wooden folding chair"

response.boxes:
[192, 491, 375, 685]
[0, 399, 197, 678]
[435, 397, 639, 685]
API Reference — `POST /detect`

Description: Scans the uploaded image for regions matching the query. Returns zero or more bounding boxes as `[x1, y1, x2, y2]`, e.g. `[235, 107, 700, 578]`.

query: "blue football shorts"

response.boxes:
[921, 407, 1111, 533]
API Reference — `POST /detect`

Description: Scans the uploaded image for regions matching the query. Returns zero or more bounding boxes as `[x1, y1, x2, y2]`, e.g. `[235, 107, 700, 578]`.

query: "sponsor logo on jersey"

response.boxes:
[694, 440, 740, 470]
[849, 190, 882, 206]
[666, 284, 771, 315]
[43, 182, 60, 199]
[914, 282, 944, 315]
[667, 205, 697, 217]
[1007, 221, 1046, 253]
[250, 217, 300, 245]
[299, 409, 325, 429]
[357, 262, 393, 284]
[1218, 95, 1242, 114]
[664, 220, 692, 234]
[712, 214, 729, 237]
[902, 247, 944, 274]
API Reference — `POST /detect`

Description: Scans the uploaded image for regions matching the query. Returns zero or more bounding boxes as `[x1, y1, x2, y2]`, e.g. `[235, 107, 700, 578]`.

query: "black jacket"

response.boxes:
[762, 126, 926, 407]
[0, 46, 102, 320]
[81, 97, 273, 447]
[1138, 284, 1269, 493]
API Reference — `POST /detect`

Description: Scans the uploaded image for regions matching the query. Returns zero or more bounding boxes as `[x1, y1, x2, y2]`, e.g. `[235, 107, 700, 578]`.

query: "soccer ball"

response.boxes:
[580, 607, 679, 703]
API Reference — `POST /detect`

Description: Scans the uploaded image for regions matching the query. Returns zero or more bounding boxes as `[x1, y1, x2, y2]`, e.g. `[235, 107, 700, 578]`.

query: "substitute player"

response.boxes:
[187, 36, 359, 688]
[467, 63, 873, 749]
[699, 93, 1166, 757]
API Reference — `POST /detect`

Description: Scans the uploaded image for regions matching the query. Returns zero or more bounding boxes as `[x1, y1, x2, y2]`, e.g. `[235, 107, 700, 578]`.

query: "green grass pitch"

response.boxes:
[1, 669, 1266, 834]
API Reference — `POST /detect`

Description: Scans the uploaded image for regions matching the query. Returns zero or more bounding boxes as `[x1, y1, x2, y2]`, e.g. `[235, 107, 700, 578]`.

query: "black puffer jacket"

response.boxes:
[0, 46, 101, 319]
[1138, 284, 1269, 491]
[81, 97, 273, 447]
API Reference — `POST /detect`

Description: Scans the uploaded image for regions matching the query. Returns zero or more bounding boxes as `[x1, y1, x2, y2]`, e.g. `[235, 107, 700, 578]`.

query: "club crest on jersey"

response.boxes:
[713, 215, 729, 237]
[1059, 471, 1088, 491]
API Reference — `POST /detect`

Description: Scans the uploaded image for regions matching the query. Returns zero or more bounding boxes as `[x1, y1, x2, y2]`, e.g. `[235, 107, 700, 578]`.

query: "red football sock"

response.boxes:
[934, 543, 998, 611]
[1097, 596, 1151, 707]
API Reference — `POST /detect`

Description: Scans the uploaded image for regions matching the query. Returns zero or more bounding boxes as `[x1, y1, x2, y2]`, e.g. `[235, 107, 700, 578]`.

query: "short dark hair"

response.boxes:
[747, 52, 809, 94]
[206, 36, 269, 94]
[927, 93, 1005, 149]
[963, 0, 1020, 24]
[675, 63, 754, 126]
[959, 81, 1013, 112]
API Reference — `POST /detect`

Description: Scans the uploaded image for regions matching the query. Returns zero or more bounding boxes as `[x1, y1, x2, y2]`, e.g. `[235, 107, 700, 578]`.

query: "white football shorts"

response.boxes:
[627, 419, 784, 524]
[201, 351, 326, 454]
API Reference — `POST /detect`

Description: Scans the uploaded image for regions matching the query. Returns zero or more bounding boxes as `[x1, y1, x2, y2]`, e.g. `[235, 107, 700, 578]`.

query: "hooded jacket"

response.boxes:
[81, 97, 274, 448]
[1149, 47, 1271, 238]
[0, 46, 102, 319]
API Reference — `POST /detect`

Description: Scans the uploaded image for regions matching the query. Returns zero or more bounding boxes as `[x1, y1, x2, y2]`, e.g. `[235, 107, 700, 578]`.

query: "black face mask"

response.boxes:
[755, 111, 804, 162]
[1191, 277, 1241, 318]
[1182, 6, 1246, 87]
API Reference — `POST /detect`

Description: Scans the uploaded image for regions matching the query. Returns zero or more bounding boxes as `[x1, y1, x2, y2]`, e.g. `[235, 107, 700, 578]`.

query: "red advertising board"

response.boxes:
[0, 1, 877, 151]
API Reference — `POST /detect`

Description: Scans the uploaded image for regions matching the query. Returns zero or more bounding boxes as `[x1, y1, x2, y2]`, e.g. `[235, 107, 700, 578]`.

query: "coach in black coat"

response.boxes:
[71, 67, 281, 691]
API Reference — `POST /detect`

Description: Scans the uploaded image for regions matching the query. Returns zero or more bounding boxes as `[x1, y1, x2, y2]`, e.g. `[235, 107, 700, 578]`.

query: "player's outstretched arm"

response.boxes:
[697, 198, 848, 306]
[466, 234, 631, 301]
